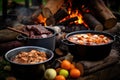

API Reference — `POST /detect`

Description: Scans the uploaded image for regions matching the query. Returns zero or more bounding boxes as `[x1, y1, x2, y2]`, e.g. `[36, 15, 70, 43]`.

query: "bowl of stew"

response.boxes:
[62, 30, 115, 61]
[5, 46, 54, 79]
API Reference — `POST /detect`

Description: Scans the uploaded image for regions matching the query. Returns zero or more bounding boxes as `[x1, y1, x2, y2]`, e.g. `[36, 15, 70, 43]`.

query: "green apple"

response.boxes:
[44, 68, 57, 80]
[59, 69, 69, 78]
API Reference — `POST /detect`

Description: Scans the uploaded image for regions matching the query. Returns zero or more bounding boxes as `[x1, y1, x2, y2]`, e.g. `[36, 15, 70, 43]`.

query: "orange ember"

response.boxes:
[37, 14, 47, 26]
[37, 3, 88, 27]
[60, 8, 85, 25]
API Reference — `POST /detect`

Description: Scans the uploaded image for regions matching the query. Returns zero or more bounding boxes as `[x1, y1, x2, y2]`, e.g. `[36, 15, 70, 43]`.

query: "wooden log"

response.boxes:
[84, 57, 118, 75]
[0, 25, 24, 43]
[46, 16, 56, 26]
[56, 17, 78, 26]
[80, 49, 119, 75]
[0, 40, 24, 54]
[75, 62, 85, 76]
[54, 8, 69, 24]
[42, 0, 64, 18]
[46, 8, 69, 26]
[31, 9, 42, 20]
[83, 13, 103, 31]
[104, 22, 120, 33]
[88, 0, 117, 29]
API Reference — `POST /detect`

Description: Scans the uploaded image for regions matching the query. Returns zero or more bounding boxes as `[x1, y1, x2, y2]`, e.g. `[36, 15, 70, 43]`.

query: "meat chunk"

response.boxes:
[23, 24, 53, 38]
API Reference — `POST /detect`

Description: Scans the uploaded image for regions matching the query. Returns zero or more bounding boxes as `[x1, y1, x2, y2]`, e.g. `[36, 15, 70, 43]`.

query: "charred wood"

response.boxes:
[56, 17, 78, 26]
[31, 9, 42, 21]
[61, 24, 88, 33]
[54, 8, 69, 24]
[46, 8, 69, 26]
[46, 16, 56, 26]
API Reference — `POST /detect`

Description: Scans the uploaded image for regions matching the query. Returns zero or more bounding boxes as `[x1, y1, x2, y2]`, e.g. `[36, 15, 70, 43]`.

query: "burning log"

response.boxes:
[46, 16, 55, 26]
[31, 9, 42, 21]
[56, 17, 78, 26]
[46, 8, 69, 26]
[54, 8, 69, 24]
[88, 0, 117, 29]
[83, 13, 103, 31]
[42, 0, 64, 18]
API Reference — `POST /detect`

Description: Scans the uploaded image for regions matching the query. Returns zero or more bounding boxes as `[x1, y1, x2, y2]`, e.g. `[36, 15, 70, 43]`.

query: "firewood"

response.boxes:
[75, 62, 84, 76]
[55, 48, 64, 56]
[56, 17, 78, 26]
[46, 16, 56, 26]
[42, 0, 64, 18]
[88, 0, 117, 29]
[80, 49, 119, 75]
[46, 8, 69, 26]
[0, 26, 24, 43]
[31, 9, 42, 20]
[104, 22, 120, 33]
[83, 57, 118, 75]
[83, 13, 103, 31]
[54, 8, 69, 24]
[0, 40, 24, 53]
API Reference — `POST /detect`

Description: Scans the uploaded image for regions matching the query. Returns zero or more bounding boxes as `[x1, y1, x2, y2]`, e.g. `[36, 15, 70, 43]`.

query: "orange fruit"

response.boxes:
[55, 75, 66, 80]
[70, 64, 75, 69]
[61, 60, 71, 70]
[70, 68, 81, 78]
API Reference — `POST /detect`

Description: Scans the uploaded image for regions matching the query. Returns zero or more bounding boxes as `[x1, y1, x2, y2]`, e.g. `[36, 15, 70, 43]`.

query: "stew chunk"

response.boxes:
[68, 33, 112, 45]
[11, 50, 48, 64]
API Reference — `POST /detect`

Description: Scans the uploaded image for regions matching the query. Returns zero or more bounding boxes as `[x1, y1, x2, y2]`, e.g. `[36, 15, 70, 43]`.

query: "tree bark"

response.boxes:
[42, 0, 64, 18]
[83, 13, 103, 31]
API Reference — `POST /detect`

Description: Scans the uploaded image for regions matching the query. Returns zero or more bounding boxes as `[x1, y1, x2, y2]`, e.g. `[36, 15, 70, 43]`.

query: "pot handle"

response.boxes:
[16, 34, 28, 41]
[61, 39, 75, 46]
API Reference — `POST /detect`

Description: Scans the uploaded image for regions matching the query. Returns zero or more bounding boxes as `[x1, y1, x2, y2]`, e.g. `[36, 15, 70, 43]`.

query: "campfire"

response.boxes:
[1, 0, 117, 32]
[36, 0, 117, 32]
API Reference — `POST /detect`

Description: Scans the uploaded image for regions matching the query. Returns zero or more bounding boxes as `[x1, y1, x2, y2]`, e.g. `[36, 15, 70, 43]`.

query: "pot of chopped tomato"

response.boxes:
[62, 30, 115, 61]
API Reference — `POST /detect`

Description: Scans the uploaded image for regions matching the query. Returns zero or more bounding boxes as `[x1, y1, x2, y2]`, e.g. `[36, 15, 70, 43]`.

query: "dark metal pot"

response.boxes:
[62, 30, 115, 61]
[4, 46, 54, 80]
[17, 28, 56, 51]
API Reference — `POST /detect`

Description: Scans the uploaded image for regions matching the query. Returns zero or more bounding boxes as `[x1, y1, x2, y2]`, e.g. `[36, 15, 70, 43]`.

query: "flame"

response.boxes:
[60, 8, 84, 24]
[37, 4, 88, 26]
[37, 14, 46, 26]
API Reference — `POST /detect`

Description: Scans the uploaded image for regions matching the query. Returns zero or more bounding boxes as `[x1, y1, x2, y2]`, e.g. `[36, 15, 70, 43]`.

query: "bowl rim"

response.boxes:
[5, 46, 54, 65]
